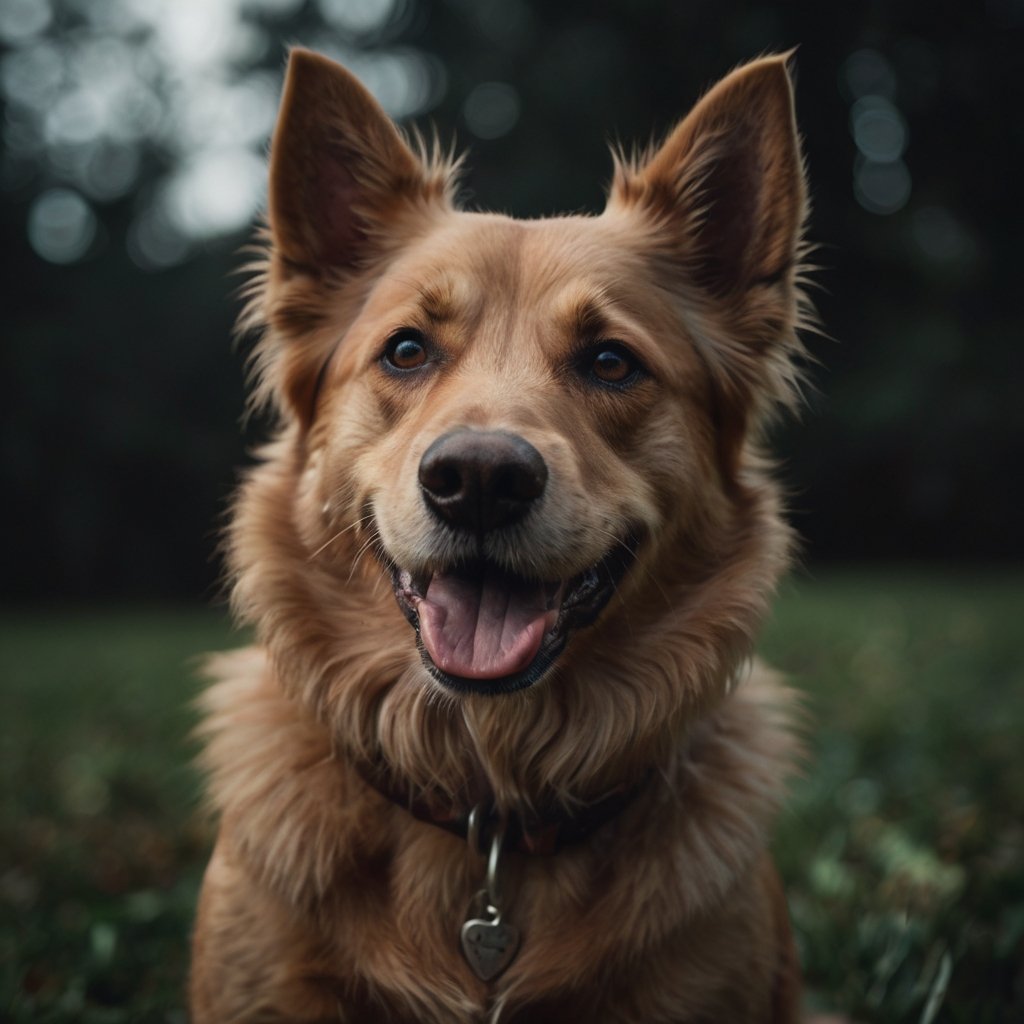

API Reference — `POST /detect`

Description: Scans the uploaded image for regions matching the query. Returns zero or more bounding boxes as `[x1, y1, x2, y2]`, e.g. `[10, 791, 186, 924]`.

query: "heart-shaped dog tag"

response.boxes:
[460, 912, 520, 981]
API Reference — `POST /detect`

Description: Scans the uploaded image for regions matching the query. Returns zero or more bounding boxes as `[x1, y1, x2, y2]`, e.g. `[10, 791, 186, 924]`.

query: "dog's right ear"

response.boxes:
[268, 49, 450, 274]
[607, 55, 805, 303]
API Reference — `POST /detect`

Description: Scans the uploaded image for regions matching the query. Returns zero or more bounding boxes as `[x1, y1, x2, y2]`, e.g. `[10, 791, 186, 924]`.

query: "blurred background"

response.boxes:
[2, 0, 1022, 602]
[2, 1, 1023, 1022]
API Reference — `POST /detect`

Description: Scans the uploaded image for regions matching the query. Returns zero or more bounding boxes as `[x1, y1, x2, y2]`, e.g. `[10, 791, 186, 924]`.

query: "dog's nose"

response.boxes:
[419, 430, 548, 533]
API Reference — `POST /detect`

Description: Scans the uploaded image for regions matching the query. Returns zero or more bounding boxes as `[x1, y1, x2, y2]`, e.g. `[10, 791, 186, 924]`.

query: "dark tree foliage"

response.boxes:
[2, 0, 1021, 602]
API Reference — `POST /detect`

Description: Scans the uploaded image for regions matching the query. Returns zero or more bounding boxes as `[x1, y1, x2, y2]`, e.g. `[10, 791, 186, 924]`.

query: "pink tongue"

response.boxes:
[416, 567, 552, 680]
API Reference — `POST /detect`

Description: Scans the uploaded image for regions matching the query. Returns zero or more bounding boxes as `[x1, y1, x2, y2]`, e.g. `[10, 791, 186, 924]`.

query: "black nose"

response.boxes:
[418, 430, 548, 533]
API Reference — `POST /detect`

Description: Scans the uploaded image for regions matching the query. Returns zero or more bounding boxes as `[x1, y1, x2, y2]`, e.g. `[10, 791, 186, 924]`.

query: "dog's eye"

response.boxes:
[383, 331, 428, 371]
[585, 343, 642, 387]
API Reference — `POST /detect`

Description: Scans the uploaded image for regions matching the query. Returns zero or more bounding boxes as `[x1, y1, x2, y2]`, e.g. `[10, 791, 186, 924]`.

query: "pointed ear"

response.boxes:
[268, 49, 449, 273]
[609, 54, 806, 298]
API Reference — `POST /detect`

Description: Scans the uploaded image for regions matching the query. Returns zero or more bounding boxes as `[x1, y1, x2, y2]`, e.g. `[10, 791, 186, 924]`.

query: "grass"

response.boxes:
[0, 611, 232, 1023]
[2, 571, 1022, 1022]
[763, 570, 1024, 1023]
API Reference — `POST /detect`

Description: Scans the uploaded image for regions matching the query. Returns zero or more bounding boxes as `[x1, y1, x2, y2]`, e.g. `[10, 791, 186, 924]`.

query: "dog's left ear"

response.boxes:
[608, 56, 808, 481]
[608, 54, 805, 303]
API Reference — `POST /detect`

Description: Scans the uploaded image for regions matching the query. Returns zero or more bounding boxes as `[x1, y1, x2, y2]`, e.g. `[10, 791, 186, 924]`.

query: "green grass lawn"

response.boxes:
[2, 571, 1023, 1022]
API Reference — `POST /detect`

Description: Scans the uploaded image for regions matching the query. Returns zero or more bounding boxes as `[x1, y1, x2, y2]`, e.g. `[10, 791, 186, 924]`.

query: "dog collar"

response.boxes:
[356, 762, 647, 856]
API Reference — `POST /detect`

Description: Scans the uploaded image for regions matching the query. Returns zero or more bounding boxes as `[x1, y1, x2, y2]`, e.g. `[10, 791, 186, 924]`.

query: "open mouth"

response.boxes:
[390, 538, 639, 696]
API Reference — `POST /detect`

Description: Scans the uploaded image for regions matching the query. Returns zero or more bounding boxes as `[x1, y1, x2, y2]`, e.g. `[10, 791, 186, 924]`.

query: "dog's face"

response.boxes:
[305, 212, 722, 696]
[236, 50, 806, 751]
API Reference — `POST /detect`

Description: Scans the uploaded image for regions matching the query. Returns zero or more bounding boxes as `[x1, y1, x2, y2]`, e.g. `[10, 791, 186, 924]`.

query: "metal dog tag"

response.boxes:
[461, 807, 519, 980]
[460, 903, 519, 981]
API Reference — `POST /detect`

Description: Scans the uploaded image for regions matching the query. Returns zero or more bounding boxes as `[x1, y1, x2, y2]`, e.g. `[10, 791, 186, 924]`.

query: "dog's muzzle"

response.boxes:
[385, 429, 638, 696]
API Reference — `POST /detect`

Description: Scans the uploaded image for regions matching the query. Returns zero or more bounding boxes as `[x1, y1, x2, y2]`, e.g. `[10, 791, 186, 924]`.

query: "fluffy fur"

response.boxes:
[191, 48, 814, 1023]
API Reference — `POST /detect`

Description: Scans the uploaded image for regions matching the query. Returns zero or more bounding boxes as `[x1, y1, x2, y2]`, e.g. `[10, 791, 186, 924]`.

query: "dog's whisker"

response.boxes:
[308, 513, 375, 561]
[347, 536, 376, 575]
[308, 529, 347, 561]
[346, 528, 383, 585]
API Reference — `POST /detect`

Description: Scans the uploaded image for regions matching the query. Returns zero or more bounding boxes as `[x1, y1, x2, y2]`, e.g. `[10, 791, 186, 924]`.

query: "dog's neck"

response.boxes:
[353, 755, 651, 855]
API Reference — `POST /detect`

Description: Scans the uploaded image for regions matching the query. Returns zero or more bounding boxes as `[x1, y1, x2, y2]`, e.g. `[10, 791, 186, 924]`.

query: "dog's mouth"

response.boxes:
[390, 538, 639, 696]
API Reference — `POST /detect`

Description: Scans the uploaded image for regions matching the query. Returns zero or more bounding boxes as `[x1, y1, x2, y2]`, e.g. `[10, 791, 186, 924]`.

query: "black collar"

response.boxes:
[356, 763, 648, 856]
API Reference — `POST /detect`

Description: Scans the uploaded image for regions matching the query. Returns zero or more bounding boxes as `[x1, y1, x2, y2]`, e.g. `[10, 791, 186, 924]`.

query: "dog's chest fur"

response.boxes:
[196, 648, 798, 1023]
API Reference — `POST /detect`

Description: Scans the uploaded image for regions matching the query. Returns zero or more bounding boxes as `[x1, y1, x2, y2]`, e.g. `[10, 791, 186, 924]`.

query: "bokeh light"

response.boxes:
[126, 206, 191, 270]
[844, 48, 911, 216]
[0, 39, 64, 116]
[0, 0, 52, 45]
[163, 148, 267, 239]
[80, 142, 140, 202]
[463, 82, 521, 140]
[318, 0, 398, 36]
[854, 157, 912, 216]
[843, 47, 896, 100]
[850, 96, 907, 163]
[0, 0, 443, 271]
[27, 187, 97, 263]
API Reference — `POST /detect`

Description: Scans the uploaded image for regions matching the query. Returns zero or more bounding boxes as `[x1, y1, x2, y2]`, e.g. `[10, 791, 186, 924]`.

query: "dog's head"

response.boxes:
[231, 49, 808, 792]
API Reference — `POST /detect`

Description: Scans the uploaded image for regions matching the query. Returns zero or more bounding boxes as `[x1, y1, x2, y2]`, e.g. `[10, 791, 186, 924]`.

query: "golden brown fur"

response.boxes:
[191, 48, 813, 1023]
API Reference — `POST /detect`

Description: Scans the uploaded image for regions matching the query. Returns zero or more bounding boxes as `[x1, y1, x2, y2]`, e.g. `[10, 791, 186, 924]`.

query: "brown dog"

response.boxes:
[190, 47, 812, 1023]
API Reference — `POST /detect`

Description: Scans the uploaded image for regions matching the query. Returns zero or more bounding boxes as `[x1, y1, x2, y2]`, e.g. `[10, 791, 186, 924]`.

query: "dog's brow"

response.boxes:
[416, 283, 459, 324]
[558, 291, 613, 339]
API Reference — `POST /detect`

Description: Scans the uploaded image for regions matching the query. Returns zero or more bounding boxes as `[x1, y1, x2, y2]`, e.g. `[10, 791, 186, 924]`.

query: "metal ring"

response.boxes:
[467, 803, 482, 857]
[485, 814, 508, 908]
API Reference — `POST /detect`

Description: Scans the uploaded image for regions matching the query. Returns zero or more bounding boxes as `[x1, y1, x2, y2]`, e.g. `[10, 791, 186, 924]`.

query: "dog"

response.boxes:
[190, 47, 813, 1023]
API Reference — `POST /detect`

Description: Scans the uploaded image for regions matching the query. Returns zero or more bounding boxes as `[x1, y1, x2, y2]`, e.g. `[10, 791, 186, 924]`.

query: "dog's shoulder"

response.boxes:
[195, 647, 388, 906]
